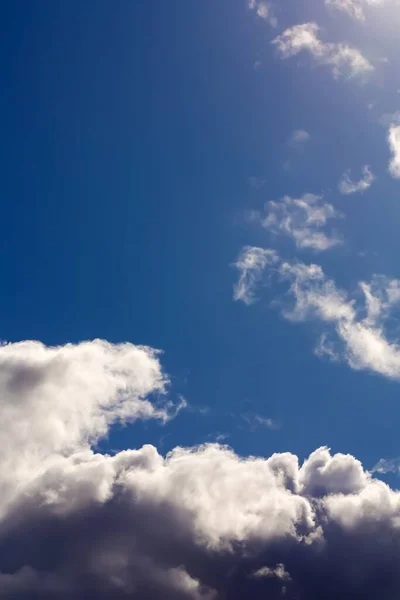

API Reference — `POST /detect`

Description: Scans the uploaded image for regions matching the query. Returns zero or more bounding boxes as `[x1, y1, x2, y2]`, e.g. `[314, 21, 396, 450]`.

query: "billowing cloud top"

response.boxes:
[233, 246, 279, 304]
[2, 338, 400, 598]
[0, 340, 178, 513]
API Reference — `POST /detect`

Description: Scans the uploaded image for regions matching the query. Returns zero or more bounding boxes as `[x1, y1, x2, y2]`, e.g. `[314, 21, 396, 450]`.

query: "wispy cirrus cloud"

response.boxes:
[338, 165, 375, 194]
[289, 129, 310, 146]
[248, 176, 266, 190]
[242, 412, 279, 431]
[372, 456, 400, 474]
[233, 246, 279, 305]
[273, 22, 373, 80]
[261, 193, 343, 251]
[248, 0, 277, 27]
[326, 0, 387, 21]
[234, 249, 400, 381]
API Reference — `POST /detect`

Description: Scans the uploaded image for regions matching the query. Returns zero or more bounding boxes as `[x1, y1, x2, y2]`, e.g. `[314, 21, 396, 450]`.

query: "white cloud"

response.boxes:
[289, 129, 310, 145]
[214, 432, 230, 443]
[233, 246, 279, 305]
[372, 457, 400, 474]
[252, 564, 291, 580]
[235, 249, 400, 381]
[285, 266, 400, 379]
[0, 348, 397, 598]
[388, 125, 400, 177]
[325, 0, 386, 21]
[279, 262, 400, 380]
[273, 22, 373, 80]
[248, 0, 277, 27]
[2, 396, 400, 600]
[278, 260, 354, 323]
[379, 111, 400, 127]
[242, 412, 278, 430]
[338, 165, 375, 194]
[262, 193, 343, 251]
[0, 339, 185, 516]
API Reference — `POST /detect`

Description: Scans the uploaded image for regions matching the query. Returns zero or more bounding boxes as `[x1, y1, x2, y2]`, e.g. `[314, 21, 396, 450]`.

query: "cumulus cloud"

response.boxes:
[234, 249, 400, 381]
[326, 0, 386, 21]
[262, 193, 343, 251]
[273, 22, 373, 80]
[233, 246, 279, 305]
[0, 339, 186, 515]
[338, 165, 375, 194]
[2, 384, 400, 600]
[0, 344, 399, 598]
[248, 0, 277, 27]
[388, 125, 400, 177]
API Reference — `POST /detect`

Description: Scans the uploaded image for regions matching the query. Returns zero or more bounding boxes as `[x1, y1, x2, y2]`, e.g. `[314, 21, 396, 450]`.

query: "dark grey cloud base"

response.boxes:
[3, 445, 400, 599]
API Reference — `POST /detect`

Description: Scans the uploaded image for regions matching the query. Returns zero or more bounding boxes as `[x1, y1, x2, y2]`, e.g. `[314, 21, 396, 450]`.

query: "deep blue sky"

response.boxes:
[2, 0, 400, 473]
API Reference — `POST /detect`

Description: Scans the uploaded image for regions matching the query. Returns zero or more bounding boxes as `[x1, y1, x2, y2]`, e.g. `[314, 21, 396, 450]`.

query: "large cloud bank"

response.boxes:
[0, 339, 400, 598]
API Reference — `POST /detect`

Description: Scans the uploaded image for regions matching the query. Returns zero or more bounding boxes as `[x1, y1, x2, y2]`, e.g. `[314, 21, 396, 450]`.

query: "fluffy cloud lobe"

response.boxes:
[388, 125, 400, 177]
[0, 340, 180, 511]
[233, 246, 279, 304]
[273, 22, 373, 79]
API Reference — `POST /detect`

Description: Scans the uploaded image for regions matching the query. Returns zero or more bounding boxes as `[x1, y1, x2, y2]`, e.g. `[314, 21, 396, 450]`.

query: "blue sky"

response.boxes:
[2, 0, 400, 472]
[4, 2, 400, 598]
